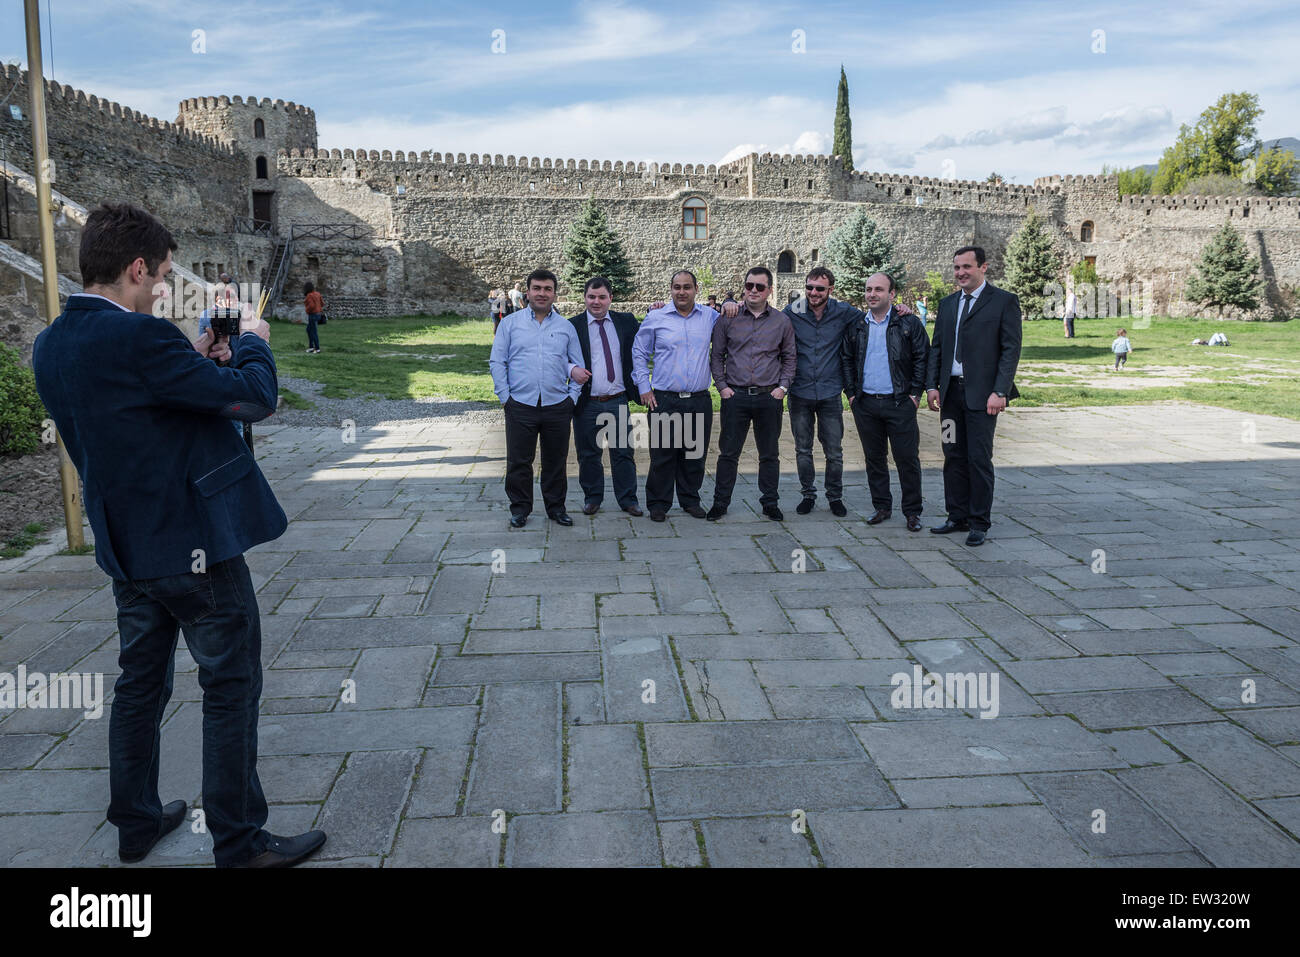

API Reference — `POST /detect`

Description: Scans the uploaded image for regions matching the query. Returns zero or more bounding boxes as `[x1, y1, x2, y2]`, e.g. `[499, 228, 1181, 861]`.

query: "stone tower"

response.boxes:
[175, 95, 318, 230]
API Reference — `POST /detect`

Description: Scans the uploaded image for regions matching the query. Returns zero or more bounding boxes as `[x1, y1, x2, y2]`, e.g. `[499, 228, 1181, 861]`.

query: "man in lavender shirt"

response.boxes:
[632, 270, 718, 521]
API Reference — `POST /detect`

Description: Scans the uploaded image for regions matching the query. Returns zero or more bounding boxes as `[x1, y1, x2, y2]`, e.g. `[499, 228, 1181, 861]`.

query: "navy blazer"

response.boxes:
[925, 282, 1022, 409]
[32, 294, 287, 581]
[567, 309, 640, 409]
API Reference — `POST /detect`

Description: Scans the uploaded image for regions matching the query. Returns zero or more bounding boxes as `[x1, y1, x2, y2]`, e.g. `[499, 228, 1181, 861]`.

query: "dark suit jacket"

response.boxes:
[925, 282, 1022, 409]
[32, 294, 287, 581]
[568, 310, 640, 409]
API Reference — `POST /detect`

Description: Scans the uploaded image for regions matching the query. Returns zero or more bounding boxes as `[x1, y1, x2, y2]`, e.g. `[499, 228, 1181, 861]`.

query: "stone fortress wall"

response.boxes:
[2, 64, 1297, 321]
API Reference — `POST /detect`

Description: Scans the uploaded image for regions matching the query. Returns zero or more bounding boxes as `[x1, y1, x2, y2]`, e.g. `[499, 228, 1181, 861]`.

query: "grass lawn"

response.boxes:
[267, 313, 1299, 419]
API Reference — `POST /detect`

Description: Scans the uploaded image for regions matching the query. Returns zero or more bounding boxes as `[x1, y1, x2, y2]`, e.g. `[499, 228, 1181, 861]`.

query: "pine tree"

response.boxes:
[833, 66, 853, 171]
[561, 197, 633, 299]
[1001, 210, 1061, 319]
[823, 209, 905, 304]
[1185, 223, 1264, 316]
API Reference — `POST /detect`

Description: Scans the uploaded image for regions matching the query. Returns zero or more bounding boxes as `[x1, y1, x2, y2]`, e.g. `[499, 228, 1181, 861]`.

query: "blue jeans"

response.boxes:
[109, 555, 269, 867]
[787, 394, 844, 501]
[306, 313, 320, 349]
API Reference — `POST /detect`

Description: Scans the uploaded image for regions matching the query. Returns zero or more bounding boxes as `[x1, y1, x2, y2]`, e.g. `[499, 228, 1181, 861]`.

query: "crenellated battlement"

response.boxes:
[177, 94, 315, 117]
[279, 147, 724, 174]
[1, 65, 237, 157]
[1120, 192, 1300, 209]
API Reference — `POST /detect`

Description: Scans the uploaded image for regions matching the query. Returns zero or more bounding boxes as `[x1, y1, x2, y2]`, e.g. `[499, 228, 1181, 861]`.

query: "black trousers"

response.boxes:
[712, 389, 784, 509]
[940, 377, 998, 531]
[645, 390, 712, 512]
[504, 396, 573, 517]
[850, 393, 923, 516]
[573, 395, 638, 508]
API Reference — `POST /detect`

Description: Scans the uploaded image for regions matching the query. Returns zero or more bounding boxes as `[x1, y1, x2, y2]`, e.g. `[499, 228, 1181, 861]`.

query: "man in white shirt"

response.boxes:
[567, 277, 643, 516]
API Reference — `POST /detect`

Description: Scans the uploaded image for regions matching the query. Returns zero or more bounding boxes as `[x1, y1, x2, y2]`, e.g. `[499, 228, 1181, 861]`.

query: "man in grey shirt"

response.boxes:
[707, 266, 797, 521]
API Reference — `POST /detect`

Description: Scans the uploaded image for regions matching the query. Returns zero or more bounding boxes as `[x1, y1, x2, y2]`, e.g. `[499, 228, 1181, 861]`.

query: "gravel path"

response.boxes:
[270, 374, 503, 428]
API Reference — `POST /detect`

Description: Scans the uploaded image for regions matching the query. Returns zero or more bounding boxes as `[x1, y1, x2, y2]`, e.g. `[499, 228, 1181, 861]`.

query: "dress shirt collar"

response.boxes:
[741, 302, 777, 320]
[961, 281, 987, 302]
[587, 311, 613, 324]
[71, 292, 131, 312]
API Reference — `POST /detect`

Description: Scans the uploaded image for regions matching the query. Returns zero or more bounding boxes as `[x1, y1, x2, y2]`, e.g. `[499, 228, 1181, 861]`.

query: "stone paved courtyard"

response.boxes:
[3, 402, 1300, 867]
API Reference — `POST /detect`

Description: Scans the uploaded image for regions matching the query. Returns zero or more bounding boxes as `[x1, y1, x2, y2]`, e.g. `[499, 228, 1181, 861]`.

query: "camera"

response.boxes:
[209, 307, 241, 341]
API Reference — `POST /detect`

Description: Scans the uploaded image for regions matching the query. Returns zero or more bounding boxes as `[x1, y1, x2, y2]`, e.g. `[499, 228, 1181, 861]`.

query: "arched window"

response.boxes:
[777, 250, 796, 272]
[256, 156, 268, 179]
[1080, 221, 1094, 242]
[254, 117, 265, 138]
[682, 197, 707, 240]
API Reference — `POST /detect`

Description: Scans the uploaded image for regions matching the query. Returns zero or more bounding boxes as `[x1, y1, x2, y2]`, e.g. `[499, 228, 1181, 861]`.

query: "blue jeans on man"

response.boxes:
[573, 395, 638, 509]
[787, 393, 844, 503]
[108, 554, 270, 867]
[306, 313, 320, 350]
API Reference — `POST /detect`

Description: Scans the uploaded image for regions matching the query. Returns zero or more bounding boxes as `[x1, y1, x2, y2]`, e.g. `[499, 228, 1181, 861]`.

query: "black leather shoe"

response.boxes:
[119, 800, 187, 863]
[683, 505, 706, 519]
[763, 505, 784, 521]
[231, 831, 327, 869]
[930, 519, 970, 534]
[549, 511, 574, 526]
[965, 529, 987, 546]
[622, 504, 644, 517]
[906, 515, 923, 532]
[582, 503, 600, 515]
[510, 514, 528, 528]
[796, 498, 815, 515]
[829, 500, 848, 517]
[867, 509, 892, 525]
[649, 510, 667, 522]
[706, 505, 727, 521]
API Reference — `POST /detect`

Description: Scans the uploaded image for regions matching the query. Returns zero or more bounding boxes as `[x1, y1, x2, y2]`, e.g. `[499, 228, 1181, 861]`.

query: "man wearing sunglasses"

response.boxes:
[780, 266, 863, 517]
[706, 266, 797, 521]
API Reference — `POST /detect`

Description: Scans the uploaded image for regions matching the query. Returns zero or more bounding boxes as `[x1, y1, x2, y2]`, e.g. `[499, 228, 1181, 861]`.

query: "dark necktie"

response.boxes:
[955, 293, 971, 365]
[594, 317, 615, 386]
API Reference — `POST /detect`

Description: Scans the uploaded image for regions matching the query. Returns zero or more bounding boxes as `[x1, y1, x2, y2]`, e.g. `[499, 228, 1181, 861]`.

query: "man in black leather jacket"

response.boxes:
[839, 272, 929, 531]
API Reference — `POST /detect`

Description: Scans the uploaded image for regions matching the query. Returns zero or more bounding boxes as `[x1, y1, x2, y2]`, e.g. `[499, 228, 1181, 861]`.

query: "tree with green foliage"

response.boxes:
[1069, 259, 1100, 287]
[0, 342, 44, 457]
[921, 269, 955, 305]
[1184, 223, 1264, 317]
[833, 66, 853, 171]
[1251, 146, 1300, 196]
[1001, 210, 1061, 319]
[561, 197, 633, 299]
[1103, 163, 1155, 196]
[1151, 91, 1292, 195]
[824, 209, 905, 304]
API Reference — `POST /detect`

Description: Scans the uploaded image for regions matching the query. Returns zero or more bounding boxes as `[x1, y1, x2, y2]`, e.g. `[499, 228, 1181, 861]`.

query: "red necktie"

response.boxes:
[594, 317, 615, 386]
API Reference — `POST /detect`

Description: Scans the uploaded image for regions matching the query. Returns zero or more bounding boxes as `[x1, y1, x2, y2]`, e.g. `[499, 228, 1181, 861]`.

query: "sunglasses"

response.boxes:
[805, 284, 827, 292]
[743, 282, 769, 291]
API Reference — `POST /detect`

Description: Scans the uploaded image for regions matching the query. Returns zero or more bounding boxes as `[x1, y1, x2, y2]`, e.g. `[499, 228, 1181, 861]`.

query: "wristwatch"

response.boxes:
[994, 391, 1006, 398]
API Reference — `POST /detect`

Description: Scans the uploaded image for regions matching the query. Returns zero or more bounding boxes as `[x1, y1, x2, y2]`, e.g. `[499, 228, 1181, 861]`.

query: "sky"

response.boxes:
[2, 0, 1298, 184]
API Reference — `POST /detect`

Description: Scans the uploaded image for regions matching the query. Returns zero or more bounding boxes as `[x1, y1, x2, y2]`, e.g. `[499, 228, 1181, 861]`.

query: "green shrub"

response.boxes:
[0, 342, 46, 457]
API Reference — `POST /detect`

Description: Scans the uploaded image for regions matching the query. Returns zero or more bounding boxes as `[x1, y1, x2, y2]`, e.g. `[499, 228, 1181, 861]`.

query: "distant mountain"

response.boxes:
[1133, 136, 1299, 174]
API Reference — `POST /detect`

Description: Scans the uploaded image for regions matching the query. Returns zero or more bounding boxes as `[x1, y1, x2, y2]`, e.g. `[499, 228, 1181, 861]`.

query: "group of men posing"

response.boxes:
[488, 245, 1022, 547]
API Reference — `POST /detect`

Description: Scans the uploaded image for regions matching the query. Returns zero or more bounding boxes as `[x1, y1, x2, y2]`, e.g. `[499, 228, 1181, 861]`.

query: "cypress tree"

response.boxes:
[561, 197, 633, 299]
[833, 66, 853, 171]
[1185, 223, 1264, 316]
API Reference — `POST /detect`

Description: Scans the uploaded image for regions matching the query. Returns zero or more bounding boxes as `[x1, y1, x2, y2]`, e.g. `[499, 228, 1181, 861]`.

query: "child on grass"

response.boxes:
[1110, 328, 1132, 371]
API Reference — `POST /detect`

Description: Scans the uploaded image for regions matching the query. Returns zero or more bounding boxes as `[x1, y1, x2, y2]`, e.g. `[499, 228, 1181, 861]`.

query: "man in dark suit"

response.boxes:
[925, 245, 1022, 546]
[32, 203, 325, 868]
[568, 276, 643, 516]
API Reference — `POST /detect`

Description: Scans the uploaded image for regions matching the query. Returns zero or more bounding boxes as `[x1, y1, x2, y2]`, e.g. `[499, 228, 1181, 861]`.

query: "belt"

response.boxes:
[589, 393, 624, 402]
[863, 392, 894, 399]
[735, 384, 778, 395]
[654, 388, 709, 398]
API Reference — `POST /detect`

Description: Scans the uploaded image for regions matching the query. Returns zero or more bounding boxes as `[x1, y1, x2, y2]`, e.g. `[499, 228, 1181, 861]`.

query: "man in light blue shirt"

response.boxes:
[631, 270, 717, 520]
[489, 269, 590, 527]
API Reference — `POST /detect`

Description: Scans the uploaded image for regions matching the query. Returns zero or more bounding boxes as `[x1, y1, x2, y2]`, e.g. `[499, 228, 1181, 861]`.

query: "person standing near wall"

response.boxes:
[303, 281, 323, 354]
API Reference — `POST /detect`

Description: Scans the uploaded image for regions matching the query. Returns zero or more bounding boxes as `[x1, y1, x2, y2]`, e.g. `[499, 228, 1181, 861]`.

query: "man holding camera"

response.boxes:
[32, 203, 326, 868]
